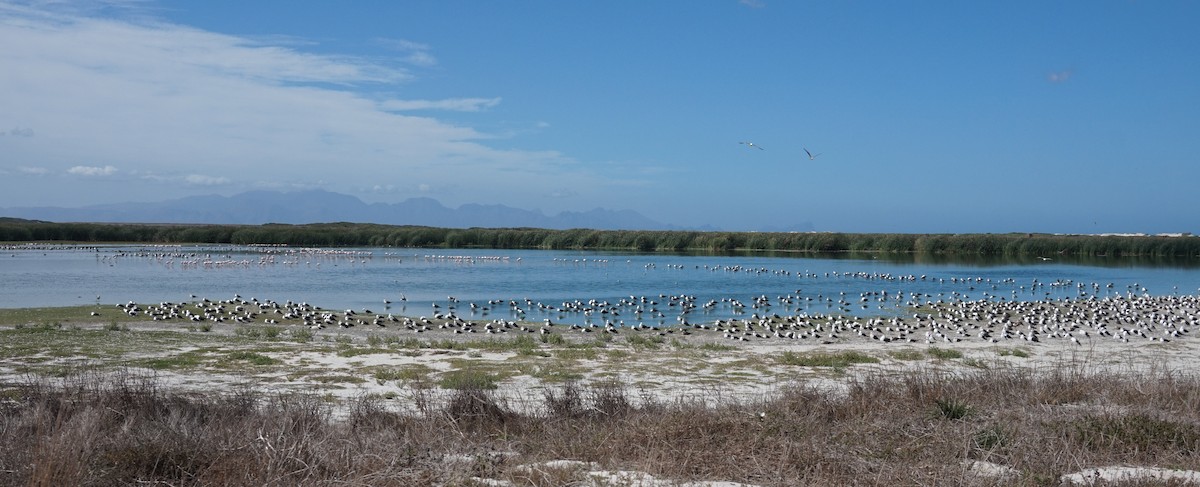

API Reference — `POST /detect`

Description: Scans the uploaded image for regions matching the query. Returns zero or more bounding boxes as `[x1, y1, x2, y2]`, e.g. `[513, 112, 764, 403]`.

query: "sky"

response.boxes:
[1, 0, 1198, 234]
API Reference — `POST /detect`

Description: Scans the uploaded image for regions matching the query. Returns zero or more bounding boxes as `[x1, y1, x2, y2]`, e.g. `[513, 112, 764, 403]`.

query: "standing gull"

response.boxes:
[739, 141, 765, 150]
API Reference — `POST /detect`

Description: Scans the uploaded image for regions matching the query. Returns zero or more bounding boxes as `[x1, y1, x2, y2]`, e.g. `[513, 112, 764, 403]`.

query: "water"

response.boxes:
[3, 244, 1199, 327]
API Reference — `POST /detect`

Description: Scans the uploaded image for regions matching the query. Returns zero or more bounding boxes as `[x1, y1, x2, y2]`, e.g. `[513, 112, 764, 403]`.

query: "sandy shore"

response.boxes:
[3, 300, 1196, 411]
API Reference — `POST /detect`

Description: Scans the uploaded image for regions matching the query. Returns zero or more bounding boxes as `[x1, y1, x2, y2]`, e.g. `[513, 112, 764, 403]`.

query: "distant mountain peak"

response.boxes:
[0, 190, 677, 231]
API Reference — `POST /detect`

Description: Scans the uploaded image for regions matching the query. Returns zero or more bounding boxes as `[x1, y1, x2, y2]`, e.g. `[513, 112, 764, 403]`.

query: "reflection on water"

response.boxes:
[3, 244, 1199, 327]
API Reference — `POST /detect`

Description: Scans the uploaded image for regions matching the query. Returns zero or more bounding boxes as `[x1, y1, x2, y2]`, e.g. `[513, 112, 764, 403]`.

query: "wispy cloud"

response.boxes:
[380, 97, 502, 112]
[68, 165, 118, 176]
[0, 2, 608, 210]
[376, 38, 437, 67]
[1047, 68, 1073, 83]
[18, 166, 48, 175]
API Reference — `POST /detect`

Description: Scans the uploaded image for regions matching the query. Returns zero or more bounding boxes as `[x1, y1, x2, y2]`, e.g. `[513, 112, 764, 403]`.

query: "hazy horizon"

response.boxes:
[2, 1, 1197, 234]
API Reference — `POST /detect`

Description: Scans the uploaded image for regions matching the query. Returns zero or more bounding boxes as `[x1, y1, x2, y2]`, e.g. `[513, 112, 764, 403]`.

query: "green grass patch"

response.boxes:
[604, 349, 631, 361]
[776, 351, 880, 367]
[9, 322, 64, 333]
[234, 325, 284, 340]
[221, 351, 281, 366]
[464, 335, 542, 353]
[439, 369, 500, 390]
[372, 365, 433, 384]
[997, 348, 1031, 358]
[422, 339, 469, 350]
[710, 358, 766, 374]
[288, 328, 314, 342]
[926, 347, 964, 360]
[625, 334, 666, 349]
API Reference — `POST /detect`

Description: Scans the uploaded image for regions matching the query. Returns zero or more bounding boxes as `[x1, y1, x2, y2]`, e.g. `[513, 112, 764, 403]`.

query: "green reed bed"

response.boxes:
[5, 220, 1199, 257]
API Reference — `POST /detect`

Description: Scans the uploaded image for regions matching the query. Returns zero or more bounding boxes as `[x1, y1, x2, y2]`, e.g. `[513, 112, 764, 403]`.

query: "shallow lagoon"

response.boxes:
[3, 243, 1199, 327]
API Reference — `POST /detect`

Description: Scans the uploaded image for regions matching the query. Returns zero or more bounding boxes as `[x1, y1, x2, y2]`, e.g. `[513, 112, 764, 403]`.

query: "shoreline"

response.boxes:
[3, 292, 1198, 408]
[4, 300, 1200, 485]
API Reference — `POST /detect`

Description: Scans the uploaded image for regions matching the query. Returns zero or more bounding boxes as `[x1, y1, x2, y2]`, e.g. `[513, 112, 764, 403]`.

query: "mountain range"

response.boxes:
[0, 190, 687, 230]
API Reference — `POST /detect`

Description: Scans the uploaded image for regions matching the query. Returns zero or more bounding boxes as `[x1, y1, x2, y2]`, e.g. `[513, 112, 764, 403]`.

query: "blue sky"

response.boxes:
[1, 0, 1197, 234]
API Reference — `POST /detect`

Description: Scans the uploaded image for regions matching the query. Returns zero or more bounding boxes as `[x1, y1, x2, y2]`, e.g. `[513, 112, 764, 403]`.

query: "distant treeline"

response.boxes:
[1, 219, 1198, 257]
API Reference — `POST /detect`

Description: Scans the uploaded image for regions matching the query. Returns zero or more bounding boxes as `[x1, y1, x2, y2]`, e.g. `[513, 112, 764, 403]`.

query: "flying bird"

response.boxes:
[804, 147, 822, 160]
[739, 141, 764, 150]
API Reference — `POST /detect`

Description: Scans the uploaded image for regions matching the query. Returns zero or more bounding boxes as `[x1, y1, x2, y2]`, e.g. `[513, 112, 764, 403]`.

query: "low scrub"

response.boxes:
[5, 365, 1200, 485]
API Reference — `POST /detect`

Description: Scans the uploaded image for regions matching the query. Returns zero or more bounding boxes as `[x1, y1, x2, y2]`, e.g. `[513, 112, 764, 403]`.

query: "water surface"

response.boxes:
[3, 244, 1199, 327]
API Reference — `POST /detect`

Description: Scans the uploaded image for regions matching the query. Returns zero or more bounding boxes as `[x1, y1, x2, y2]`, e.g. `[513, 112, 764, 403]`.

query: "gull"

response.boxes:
[739, 141, 764, 150]
[804, 147, 822, 160]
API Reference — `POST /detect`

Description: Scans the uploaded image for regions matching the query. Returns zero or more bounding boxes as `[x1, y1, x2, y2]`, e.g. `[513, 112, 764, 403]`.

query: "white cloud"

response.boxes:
[184, 174, 230, 186]
[1047, 69, 1073, 83]
[18, 166, 48, 175]
[0, 2, 610, 211]
[68, 165, 118, 176]
[380, 97, 502, 112]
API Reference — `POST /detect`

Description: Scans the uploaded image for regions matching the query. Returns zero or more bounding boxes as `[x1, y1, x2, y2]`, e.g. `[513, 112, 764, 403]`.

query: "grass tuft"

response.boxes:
[934, 397, 973, 420]
[926, 347, 963, 360]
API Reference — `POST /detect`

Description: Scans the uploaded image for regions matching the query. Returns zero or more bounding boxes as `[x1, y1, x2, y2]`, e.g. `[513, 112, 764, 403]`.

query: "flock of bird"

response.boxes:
[739, 141, 821, 161]
[101, 286, 1200, 348]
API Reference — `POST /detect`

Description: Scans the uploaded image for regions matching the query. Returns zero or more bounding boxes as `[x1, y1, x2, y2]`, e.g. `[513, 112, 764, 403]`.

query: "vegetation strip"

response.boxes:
[3, 363, 1200, 485]
[2, 219, 1198, 256]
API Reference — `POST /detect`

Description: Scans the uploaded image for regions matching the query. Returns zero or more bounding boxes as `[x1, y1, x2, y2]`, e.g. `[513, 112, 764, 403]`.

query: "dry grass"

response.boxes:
[2, 363, 1200, 486]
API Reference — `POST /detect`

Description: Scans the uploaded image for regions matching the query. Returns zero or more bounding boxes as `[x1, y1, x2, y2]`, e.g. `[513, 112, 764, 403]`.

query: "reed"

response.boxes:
[4, 219, 1198, 258]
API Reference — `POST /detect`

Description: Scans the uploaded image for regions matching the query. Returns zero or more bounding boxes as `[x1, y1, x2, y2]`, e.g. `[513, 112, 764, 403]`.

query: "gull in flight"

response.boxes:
[739, 141, 764, 150]
[804, 147, 822, 160]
